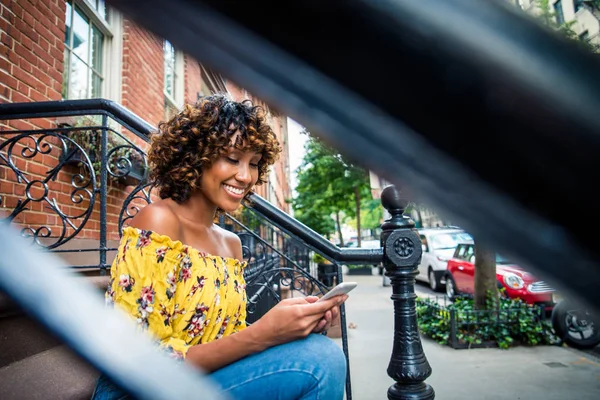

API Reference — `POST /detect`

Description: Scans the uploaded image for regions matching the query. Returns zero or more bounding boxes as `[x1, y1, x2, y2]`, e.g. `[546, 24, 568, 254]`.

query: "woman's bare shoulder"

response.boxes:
[214, 224, 243, 260]
[129, 200, 180, 239]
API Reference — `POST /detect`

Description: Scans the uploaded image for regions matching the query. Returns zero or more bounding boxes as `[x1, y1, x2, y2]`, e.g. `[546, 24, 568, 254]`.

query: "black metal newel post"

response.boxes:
[380, 185, 434, 400]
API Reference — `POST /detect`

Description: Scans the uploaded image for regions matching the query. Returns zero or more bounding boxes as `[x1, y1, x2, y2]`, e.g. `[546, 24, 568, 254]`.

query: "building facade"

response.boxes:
[515, 0, 600, 47]
[0, 0, 290, 263]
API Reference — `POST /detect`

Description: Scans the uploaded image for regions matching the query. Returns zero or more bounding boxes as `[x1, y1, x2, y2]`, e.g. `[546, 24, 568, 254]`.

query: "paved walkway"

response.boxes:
[335, 273, 600, 400]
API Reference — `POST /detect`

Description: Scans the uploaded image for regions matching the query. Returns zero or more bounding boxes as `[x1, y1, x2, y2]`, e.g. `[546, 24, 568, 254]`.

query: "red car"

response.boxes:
[444, 243, 554, 309]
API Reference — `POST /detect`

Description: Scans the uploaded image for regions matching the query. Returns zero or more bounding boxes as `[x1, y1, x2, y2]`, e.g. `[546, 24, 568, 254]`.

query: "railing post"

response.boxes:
[380, 185, 434, 400]
[99, 114, 108, 274]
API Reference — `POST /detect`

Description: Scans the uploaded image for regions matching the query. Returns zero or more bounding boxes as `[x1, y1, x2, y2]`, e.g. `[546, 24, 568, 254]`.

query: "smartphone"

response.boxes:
[316, 282, 358, 302]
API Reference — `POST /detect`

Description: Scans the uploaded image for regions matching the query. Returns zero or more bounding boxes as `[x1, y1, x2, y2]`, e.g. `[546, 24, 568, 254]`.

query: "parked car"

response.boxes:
[445, 243, 554, 309]
[416, 227, 473, 291]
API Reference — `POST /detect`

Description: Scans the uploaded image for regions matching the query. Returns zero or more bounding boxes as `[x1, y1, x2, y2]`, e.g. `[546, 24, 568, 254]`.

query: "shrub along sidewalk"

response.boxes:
[416, 296, 559, 349]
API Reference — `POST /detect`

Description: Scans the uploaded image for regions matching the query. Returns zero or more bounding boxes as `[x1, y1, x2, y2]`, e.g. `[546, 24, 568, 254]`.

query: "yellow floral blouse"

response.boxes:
[106, 227, 248, 359]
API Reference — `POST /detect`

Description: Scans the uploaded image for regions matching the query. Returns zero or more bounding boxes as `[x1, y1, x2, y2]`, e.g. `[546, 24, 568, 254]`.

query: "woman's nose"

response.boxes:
[235, 163, 252, 184]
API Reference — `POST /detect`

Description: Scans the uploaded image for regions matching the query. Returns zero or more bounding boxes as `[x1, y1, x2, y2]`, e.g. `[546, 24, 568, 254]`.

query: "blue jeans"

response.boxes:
[92, 334, 347, 400]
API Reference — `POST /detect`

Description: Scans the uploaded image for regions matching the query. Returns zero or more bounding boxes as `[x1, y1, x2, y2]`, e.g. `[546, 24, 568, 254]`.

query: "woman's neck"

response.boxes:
[171, 193, 217, 227]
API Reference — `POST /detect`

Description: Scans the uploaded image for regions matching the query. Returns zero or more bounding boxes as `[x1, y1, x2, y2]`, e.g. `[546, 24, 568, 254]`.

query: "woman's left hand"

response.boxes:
[305, 296, 341, 334]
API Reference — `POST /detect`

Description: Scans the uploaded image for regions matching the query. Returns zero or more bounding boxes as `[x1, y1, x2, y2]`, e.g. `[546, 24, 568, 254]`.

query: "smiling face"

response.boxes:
[199, 141, 262, 212]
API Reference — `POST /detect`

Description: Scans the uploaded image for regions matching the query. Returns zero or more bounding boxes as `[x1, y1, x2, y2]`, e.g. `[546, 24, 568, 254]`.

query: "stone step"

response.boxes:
[0, 345, 99, 400]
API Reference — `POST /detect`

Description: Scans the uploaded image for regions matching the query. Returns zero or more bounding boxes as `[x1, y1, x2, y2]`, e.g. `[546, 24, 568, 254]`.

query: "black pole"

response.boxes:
[381, 185, 434, 400]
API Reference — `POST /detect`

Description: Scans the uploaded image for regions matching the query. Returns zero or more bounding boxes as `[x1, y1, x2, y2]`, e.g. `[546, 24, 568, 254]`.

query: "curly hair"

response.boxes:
[148, 94, 282, 203]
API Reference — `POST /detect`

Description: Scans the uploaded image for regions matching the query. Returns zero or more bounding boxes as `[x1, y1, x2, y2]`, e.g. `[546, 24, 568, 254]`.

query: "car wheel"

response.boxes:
[446, 274, 458, 302]
[428, 268, 439, 292]
[551, 300, 600, 350]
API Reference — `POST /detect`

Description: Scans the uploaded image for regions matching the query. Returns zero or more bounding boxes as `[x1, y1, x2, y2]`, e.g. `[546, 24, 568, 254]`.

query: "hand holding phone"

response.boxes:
[316, 282, 357, 302]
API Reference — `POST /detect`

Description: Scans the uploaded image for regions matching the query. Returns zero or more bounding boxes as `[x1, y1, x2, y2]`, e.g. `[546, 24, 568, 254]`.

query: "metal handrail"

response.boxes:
[0, 98, 155, 139]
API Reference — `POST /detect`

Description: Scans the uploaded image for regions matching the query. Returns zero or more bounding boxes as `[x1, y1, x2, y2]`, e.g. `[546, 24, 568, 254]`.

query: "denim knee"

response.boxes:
[302, 334, 347, 390]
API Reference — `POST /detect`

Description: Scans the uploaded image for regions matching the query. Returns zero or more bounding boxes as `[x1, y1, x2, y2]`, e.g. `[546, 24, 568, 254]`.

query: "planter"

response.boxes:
[347, 266, 373, 275]
[317, 262, 337, 287]
[115, 163, 147, 186]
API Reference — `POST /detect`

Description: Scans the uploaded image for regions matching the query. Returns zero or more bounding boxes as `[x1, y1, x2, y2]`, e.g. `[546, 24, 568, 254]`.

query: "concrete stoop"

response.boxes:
[0, 345, 99, 400]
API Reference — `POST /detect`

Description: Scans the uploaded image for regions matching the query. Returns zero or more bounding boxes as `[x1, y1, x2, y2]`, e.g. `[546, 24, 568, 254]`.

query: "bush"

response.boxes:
[416, 296, 559, 349]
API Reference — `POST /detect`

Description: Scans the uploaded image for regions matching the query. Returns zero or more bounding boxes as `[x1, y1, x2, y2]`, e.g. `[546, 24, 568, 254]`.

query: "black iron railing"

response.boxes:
[1, 99, 392, 399]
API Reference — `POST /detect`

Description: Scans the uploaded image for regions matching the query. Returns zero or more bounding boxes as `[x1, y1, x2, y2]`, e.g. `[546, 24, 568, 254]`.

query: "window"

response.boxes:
[574, 0, 585, 13]
[164, 41, 184, 119]
[465, 245, 475, 263]
[579, 30, 590, 42]
[456, 245, 467, 260]
[553, 1, 565, 25]
[63, 1, 112, 99]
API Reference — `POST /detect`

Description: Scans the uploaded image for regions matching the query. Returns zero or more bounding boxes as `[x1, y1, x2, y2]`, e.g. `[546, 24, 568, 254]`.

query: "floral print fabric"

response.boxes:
[106, 227, 248, 359]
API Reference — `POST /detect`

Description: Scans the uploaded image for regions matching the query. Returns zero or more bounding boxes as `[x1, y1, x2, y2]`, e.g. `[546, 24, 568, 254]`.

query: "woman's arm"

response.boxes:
[185, 295, 346, 371]
[184, 231, 346, 372]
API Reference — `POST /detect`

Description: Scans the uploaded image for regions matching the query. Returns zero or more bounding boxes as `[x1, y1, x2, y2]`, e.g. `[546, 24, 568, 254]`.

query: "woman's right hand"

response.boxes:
[252, 295, 348, 347]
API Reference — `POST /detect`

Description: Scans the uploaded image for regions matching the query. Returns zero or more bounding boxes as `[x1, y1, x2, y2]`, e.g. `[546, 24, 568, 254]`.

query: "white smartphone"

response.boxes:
[317, 282, 358, 302]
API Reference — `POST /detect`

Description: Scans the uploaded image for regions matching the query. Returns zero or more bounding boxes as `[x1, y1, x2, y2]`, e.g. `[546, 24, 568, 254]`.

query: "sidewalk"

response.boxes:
[335, 273, 600, 400]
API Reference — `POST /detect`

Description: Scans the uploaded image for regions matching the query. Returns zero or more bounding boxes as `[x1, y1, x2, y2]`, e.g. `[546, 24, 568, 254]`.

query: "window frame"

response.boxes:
[63, 0, 120, 101]
[163, 40, 185, 116]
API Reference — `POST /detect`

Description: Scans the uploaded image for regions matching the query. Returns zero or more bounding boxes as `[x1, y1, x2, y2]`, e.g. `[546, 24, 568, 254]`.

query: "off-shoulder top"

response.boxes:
[105, 227, 248, 359]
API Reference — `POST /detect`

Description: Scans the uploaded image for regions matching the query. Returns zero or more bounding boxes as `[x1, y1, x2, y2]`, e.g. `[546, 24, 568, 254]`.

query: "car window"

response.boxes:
[420, 235, 429, 252]
[465, 245, 475, 263]
[455, 245, 466, 259]
[429, 232, 473, 250]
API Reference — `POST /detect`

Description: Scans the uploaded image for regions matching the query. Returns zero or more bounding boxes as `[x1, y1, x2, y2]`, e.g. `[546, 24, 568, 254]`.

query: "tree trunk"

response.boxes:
[354, 186, 362, 247]
[474, 239, 498, 310]
[335, 211, 344, 247]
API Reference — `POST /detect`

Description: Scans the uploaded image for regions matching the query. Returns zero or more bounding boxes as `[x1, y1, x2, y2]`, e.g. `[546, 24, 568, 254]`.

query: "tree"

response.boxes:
[473, 239, 499, 309]
[292, 131, 372, 246]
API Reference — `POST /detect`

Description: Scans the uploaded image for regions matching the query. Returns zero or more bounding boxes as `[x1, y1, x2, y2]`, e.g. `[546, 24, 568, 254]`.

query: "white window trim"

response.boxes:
[66, 0, 116, 100]
[103, 7, 122, 102]
[164, 48, 185, 110]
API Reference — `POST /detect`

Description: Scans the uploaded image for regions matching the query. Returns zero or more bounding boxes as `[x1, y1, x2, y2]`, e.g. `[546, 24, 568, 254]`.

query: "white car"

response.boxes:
[416, 227, 473, 291]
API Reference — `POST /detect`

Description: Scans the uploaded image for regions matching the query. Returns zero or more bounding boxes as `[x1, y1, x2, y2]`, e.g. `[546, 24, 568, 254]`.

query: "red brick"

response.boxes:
[0, 70, 18, 90]
[28, 87, 46, 101]
[22, 8, 34, 28]
[1, 32, 13, 47]
[19, 57, 32, 73]
[34, 22, 53, 45]
[46, 87, 60, 100]
[49, 22, 63, 40]
[11, 90, 29, 103]
[12, 65, 38, 89]
[15, 18, 38, 43]
[24, 212, 49, 225]
[1, 4, 15, 23]
[0, 55, 9, 72]
[49, 43, 61, 61]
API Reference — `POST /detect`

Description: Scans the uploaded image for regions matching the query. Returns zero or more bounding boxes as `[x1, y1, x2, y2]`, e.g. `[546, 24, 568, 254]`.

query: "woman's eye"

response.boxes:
[226, 157, 239, 164]
[250, 163, 259, 168]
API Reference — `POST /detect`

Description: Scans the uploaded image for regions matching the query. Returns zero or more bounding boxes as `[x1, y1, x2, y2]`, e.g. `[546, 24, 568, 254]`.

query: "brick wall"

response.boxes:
[0, 0, 64, 106]
[1, 1, 292, 267]
[184, 55, 203, 104]
[121, 19, 164, 128]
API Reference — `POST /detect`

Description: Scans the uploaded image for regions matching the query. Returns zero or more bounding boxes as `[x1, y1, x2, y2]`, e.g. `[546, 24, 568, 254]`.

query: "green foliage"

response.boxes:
[346, 197, 383, 231]
[292, 131, 372, 239]
[65, 116, 145, 184]
[533, 0, 598, 52]
[416, 296, 559, 349]
[312, 252, 330, 264]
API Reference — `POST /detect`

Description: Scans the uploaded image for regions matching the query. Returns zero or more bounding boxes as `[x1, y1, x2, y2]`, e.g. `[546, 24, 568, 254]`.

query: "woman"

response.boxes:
[93, 94, 347, 399]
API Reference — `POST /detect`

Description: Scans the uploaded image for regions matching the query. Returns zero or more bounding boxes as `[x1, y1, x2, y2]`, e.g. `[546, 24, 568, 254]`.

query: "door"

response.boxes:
[454, 244, 475, 294]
